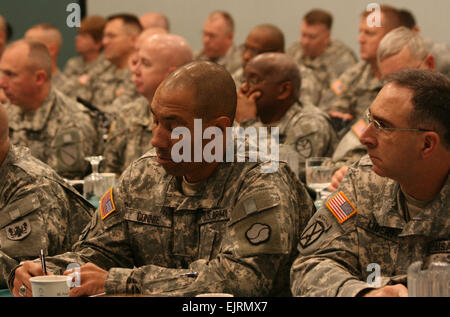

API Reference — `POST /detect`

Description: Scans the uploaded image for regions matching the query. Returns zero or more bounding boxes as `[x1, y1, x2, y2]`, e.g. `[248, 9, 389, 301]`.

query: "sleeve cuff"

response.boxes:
[104, 267, 134, 294]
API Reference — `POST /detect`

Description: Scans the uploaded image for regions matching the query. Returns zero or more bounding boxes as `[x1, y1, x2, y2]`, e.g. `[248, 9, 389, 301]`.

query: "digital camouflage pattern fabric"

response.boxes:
[195, 44, 243, 76]
[0, 145, 94, 287]
[290, 155, 450, 296]
[102, 96, 153, 175]
[287, 39, 358, 90]
[240, 101, 338, 182]
[17, 152, 315, 296]
[319, 61, 383, 120]
[6, 88, 98, 179]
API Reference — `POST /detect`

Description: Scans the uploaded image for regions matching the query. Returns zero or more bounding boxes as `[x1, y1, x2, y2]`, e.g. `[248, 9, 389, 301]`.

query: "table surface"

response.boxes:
[0, 289, 13, 297]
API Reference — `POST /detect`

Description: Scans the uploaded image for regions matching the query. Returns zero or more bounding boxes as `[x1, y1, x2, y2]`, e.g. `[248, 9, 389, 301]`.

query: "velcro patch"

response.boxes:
[326, 191, 357, 224]
[331, 79, 347, 96]
[246, 223, 271, 245]
[299, 220, 325, 248]
[6, 219, 31, 241]
[352, 119, 368, 139]
[100, 187, 116, 220]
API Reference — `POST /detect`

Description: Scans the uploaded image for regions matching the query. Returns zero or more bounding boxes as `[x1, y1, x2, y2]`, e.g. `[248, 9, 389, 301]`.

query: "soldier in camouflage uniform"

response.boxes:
[63, 15, 107, 82]
[291, 69, 450, 297]
[232, 24, 323, 107]
[102, 34, 193, 175]
[319, 6, 404, 131]
[194, 11, 242, 75]
[70, 14, 142, 115]
[327, 27, 437, 192]
[286, 9, 357, 91]
[237, 53, 337, 182]
[10, 61, 315, 297]
[0, 40, 99, 180]
[0, 103, 94, 288]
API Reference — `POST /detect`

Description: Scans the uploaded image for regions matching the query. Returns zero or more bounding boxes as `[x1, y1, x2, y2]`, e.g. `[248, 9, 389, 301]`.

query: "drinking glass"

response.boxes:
[83, 156, 107, 207]
[408, 261, 449, 297]
[306, 157, 333, 209]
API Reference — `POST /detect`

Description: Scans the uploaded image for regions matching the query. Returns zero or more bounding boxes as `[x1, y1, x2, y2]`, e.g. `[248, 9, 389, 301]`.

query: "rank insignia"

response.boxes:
[100, 187, 116, 220]
[6, 220, 31, 241]
[246, 223, 271, 245]
[326, 191, 357, 224]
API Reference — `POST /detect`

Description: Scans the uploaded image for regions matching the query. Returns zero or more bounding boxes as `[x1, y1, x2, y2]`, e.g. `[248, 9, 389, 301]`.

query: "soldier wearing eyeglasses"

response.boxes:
[291, 69, 450, 297]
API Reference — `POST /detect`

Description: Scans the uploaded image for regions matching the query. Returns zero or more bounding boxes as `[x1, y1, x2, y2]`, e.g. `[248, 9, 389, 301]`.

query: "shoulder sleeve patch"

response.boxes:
[230, 190, 280, 225]
[331, 79, 347, 96]
[351, 119, 368, 139]
[326, 191, 357, 224]
[100, 187, 117, 220]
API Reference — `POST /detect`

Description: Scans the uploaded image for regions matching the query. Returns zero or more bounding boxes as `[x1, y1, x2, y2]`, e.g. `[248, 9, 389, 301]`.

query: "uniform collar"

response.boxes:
[162, 162, 234, 211]
[373, 174, 449, 237]
[8, 88, 56, 132]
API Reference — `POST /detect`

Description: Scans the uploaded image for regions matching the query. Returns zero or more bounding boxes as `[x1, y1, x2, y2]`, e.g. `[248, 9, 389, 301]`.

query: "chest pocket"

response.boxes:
[124, 207, 173, 266]
[356, 215, 401, 278]
[197, 209, 230, 261]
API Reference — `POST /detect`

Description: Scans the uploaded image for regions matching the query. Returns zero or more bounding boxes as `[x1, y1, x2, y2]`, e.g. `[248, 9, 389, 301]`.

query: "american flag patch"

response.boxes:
[331, 79, 346, 96]
[352, 119, 368, 138]
[326, 191, 357, 223]
[100, 187, 116, 220]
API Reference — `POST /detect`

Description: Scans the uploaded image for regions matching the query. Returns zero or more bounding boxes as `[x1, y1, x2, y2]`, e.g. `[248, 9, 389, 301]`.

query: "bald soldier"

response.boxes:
[24, 23, 70, 94]
[328, 27, 435, 192]
[102, 33, 193, 175]
[195, 11, 242, 75]
[139, 12, 170, 31]
[0, 103, 94, 288]
[0, 40, 98, 180]
[233, 24, 323, 107]
[10, 61, 314, 297]
[236, 53, 337, 182]
[291, 69, 449, 297]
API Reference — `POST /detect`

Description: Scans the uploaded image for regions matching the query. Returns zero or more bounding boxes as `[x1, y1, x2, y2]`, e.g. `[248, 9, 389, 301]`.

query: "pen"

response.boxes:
[40, 249, 47, 275]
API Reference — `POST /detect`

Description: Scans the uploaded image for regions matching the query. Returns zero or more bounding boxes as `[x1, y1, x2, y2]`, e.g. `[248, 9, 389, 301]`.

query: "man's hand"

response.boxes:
[328, 166, 349, 192]
[235, 89, 260, 123]
[363, 284, 408, 297]
[12, 261, 46, 297]
[64, 263, 107, 297]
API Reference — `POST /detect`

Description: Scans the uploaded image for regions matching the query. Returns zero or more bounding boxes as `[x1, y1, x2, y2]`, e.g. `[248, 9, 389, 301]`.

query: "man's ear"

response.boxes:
[208, 115, 231, 134]
[34, 69, 48, 86]
[277, 81, 293, 100]
[421, 131, 439, 158]
[422, 54, 435, 71]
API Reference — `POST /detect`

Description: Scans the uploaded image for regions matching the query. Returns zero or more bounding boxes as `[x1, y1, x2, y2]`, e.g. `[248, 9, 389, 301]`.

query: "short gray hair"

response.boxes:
[377, 26, 428, 65]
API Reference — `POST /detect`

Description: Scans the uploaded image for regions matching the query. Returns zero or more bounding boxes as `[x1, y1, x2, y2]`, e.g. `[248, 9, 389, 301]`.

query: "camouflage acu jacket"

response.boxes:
[6, 88, 98, 179]
[290, 155, 449, 296]
[0, 145, 94, 287]
[194, 44, 243, 75]
[241, 102, 338, 182]
[102, 96, 153, 175]
[23, 152, 315, 297]
[319, 61, 383, 119]
[287, 39, 358, 88]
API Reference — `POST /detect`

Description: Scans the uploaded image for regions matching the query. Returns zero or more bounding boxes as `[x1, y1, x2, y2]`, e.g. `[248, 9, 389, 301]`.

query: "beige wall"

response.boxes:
[87, 0, 450, 59]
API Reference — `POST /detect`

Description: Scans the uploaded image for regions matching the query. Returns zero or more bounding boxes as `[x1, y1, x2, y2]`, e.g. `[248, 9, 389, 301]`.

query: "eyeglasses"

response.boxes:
[365, 111, 433, 134]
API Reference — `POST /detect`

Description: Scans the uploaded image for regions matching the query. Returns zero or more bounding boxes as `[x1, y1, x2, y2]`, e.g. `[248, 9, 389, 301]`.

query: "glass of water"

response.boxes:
[306, 157, 333, 209]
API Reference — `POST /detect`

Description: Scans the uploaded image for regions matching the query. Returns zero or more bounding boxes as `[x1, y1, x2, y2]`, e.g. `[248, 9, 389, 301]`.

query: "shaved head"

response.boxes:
[248, 52, 300, 99]
[139, 12, 170, 31]
[25, 23, 62, 52]
[249, 24, 285, 52]
[142, 34, 193, 68]
[158, 61, 237, 122]
[6, 39, 52, 79]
